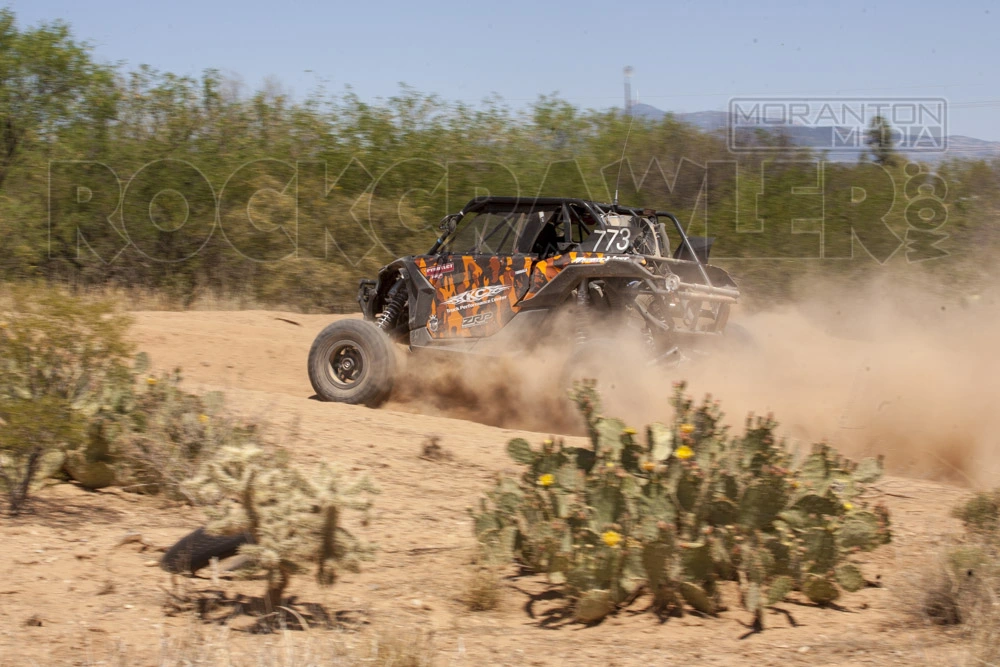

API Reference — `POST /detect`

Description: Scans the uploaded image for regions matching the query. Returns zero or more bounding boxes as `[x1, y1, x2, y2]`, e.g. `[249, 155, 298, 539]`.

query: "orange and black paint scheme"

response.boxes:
[412, 252, 614, 339]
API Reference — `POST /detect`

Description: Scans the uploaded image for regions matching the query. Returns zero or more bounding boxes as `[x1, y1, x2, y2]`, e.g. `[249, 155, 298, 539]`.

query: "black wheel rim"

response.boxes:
[326, 340, 368, 389]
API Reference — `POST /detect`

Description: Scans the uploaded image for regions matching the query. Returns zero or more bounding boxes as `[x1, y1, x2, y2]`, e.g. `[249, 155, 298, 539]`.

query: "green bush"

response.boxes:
[951, 490, 1000, 535]
[101, 361, 261, 500]
[0, 286, 264, 508]
[43, 345, 261, 499]
[473, 382, 891, 626]
[0, 286, 131, 513]
[4, 7, 997, 310]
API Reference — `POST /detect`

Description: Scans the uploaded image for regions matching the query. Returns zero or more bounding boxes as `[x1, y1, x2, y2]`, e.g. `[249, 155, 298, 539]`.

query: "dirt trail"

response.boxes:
[0, 309, 983, 665]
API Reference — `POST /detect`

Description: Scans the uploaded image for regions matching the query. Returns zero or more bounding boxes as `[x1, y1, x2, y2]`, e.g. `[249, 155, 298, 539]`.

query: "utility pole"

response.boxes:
[623, 66, 634, 115]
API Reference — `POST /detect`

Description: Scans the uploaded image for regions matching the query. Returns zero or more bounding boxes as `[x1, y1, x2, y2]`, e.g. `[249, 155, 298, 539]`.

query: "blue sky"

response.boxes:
[8, 0, 1000, 140]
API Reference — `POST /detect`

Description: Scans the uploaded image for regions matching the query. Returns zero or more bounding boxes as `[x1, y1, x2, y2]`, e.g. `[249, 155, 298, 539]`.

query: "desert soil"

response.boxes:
[0, 311, 977, 665]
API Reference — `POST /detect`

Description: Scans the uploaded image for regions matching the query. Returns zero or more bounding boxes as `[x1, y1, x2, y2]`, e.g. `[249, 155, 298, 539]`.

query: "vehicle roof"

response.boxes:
[462, 196, 589, 211]
[461, 196, 643, 214]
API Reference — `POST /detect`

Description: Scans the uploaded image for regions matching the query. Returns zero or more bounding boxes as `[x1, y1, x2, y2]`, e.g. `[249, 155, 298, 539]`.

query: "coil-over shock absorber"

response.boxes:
[377, 278, 407, 331]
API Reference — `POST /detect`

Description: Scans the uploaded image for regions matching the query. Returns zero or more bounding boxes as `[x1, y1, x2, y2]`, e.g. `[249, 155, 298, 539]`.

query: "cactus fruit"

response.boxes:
[472, 382, 891, 624]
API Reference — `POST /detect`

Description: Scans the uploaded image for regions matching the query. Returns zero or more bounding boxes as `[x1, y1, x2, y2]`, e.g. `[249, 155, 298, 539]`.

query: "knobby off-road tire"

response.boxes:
[308, 319, 397, 407]
[160, 527, 252, 574]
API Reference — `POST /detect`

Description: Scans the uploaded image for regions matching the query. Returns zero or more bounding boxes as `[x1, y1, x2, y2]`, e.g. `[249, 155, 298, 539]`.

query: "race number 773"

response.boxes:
[591, 228, 632, 252]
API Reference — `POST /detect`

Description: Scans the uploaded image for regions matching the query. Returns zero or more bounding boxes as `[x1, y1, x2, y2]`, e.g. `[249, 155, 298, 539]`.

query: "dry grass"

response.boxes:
[950, 544, 1000, 666]
[77, 284, 270, 313]
[3, 281, 300, 313]
[91, 621, 437, 666]
[897, 491, 1000, 666]
[70, 284, 360, 314]
[463, 566, 504, 612]
[356, 629, 436, 667]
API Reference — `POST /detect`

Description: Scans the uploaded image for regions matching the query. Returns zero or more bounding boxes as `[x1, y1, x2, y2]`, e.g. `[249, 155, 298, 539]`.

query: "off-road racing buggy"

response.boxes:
[307, 197, 740, 406]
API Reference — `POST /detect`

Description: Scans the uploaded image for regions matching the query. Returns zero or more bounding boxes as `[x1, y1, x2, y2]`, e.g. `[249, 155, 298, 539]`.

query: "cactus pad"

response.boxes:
[802, 574, 841, 605]
[834, 563, 866, 592]
[506, 438, 537, 465]
[575, 589, 615, 623]
[679, 581, 716, 615]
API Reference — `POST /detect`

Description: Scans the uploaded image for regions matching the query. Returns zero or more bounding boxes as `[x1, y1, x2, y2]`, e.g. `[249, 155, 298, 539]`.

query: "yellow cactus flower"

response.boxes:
[623, 427, 637, 436]
[680, 423, 695, 435]
[538, 473, 555, 487]
[146, 377, 158, 386]
[605, 461, 615, 468]
[843, 502, 853, 511]
[675, 445, 694, 460]
[198, 414, 209, 424]
[602, 530, 622, 548]
[641, 461, 656, 472]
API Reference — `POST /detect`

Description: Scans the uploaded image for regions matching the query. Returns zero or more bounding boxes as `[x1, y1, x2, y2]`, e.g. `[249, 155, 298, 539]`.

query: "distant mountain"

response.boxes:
[942, 135, 1000, 161]
[627, 105, 1000, 163]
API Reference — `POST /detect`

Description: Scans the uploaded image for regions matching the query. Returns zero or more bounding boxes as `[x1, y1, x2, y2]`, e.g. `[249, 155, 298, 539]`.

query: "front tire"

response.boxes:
[308, 319, 397, 406]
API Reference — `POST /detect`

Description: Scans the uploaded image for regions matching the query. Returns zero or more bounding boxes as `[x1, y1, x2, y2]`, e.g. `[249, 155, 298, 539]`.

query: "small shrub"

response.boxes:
[36, 341, 266, 499]
[0, 286, 235, 505]
[0, 286, 131, 513]
[473, 382, 892, 626]
[357, 628, 435, 667]
[0, 396, 84, 512]
[464, 566, 503, 611]
[920, 489, 1000, 664]
[108, 363, 258, 499]
[186, 444, 376, 610]
[951, 489, 1000, 534]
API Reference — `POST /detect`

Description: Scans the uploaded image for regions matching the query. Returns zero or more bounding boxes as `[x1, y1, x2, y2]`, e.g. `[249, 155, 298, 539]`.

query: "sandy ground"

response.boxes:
[0, 310, 982, 665]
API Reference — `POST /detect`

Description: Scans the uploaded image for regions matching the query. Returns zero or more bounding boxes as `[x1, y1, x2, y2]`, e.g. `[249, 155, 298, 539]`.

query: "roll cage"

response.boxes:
[432, 196, 717, 284]
[357, 195, 740, 357]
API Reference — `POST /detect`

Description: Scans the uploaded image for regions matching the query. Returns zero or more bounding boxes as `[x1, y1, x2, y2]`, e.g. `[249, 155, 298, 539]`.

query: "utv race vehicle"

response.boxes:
[307, 197, 740, 406]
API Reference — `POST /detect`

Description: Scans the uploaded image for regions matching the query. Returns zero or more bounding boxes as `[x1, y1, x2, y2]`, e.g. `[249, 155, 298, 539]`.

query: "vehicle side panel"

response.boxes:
[413, 255, 532, 339]
[522, 252, 612, 300]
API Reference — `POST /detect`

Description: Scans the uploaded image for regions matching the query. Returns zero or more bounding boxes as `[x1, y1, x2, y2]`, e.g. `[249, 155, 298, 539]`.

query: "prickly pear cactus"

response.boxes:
[473, 381, 893, 625]
[62, 418, 117, 489]
[78, 358, 243, 498]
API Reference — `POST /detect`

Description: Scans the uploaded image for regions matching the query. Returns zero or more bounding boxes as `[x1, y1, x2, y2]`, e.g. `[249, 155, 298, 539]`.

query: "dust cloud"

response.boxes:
[389, 277, 1000, 487]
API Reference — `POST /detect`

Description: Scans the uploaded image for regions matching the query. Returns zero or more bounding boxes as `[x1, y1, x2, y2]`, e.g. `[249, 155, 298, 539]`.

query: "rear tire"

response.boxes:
[308, 319, 397, 407]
